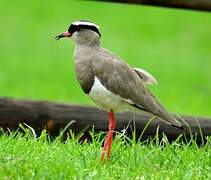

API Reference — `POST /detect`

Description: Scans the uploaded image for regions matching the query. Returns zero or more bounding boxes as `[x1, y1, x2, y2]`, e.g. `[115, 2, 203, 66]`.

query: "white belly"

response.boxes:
[89, 77, 132, 112]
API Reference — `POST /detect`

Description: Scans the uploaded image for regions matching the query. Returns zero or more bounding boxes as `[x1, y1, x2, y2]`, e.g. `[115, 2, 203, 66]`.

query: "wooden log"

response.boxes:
[88, 0, 211, 12]
[0, 97, 210, 144]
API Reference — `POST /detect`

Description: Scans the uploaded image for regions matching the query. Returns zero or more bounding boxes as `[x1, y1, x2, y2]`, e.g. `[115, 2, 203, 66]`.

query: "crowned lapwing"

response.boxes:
[55, 20, 183, 160]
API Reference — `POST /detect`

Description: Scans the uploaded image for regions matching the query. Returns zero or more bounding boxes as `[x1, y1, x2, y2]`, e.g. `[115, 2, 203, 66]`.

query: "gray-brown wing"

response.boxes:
[92, 48, 182, 128]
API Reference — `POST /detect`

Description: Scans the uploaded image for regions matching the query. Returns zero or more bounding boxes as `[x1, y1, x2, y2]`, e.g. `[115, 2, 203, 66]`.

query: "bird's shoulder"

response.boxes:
[92, 48, 146, 101]
[93, 48, 133, 75]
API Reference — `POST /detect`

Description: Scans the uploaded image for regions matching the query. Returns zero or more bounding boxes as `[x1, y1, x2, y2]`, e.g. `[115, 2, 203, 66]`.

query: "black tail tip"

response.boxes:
[172, 124, 184, 131]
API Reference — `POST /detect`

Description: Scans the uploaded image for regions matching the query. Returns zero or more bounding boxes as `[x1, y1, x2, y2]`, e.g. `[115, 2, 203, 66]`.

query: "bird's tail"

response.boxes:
[154, 100, 183, 130]
[159, 110, 183, 130]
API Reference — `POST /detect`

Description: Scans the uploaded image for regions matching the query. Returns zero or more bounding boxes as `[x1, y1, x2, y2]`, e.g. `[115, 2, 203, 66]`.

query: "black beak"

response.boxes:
[55, 34, 65, 40]
[55, 31, 72, 40]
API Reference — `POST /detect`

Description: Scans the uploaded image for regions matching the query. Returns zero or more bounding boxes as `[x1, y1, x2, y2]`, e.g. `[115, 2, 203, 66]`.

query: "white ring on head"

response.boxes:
[72, 21, 99, 29]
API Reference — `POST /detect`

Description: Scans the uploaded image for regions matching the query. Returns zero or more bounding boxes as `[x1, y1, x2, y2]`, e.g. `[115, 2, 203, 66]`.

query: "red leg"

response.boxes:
[101, 110, 116, 160]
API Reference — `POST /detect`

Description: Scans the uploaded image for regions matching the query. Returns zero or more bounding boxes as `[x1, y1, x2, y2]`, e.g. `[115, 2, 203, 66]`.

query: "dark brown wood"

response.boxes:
[88, 0, 211, 12]
[0, 97, 210, 144]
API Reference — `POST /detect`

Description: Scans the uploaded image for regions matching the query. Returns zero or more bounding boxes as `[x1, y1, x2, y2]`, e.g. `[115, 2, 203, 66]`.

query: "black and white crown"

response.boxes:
[68, 20, 101, 37]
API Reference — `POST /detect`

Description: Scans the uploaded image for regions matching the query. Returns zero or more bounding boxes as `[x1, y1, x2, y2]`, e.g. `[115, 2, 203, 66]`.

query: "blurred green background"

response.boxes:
[0, 1, 210, 117]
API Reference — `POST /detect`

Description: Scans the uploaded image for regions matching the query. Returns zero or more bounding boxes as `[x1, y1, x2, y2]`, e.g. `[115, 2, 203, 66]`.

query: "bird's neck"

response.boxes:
[75, 39, 101, 48]
[73, 43, 100, 63]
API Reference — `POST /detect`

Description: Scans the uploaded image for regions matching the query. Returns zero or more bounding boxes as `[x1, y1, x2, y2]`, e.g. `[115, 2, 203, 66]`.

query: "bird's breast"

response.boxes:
[89, 77, 132, 112]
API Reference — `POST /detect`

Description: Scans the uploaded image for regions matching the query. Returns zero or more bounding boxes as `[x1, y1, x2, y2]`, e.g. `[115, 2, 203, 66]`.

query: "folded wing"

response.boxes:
[133, 68, 158, 86]
[92, 48, 182, 129]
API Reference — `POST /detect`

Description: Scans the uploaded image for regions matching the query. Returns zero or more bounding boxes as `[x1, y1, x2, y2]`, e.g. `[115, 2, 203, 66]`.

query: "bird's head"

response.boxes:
[55, 20, 101, 46]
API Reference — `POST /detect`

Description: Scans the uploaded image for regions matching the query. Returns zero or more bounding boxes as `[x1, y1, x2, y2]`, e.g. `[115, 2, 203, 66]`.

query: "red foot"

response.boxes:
[101, 110, 116, 160]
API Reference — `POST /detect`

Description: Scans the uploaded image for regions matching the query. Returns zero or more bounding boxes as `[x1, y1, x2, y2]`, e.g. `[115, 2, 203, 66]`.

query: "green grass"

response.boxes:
[0, 129, 210, 179]
[0, 1, 211, 116]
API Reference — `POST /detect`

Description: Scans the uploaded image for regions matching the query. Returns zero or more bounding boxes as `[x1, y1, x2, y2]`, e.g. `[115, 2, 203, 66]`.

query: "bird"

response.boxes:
[55, 20, 183, 160]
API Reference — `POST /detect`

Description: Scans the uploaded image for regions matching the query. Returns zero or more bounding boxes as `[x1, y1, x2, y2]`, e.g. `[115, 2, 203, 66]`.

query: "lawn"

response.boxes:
[0, 0, 211, 179]
[0, 130, 210, 179]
